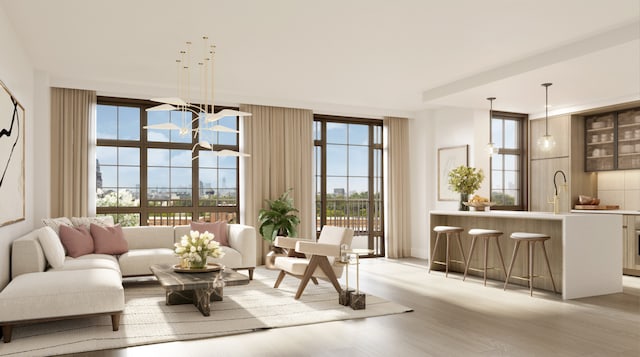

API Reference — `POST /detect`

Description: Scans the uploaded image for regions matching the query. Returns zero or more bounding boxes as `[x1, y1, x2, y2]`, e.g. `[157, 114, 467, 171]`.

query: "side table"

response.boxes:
[338, 248, 374, 310]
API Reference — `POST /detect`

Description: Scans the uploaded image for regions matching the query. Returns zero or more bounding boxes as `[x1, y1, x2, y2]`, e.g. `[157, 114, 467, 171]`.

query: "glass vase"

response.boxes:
[190, 252, 208, 269]
[459, 193, 469, 211]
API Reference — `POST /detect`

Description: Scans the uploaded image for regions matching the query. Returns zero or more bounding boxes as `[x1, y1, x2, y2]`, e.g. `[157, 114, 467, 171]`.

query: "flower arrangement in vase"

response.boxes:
[174, 230, 225, 269]
[448, 165, 485, 211]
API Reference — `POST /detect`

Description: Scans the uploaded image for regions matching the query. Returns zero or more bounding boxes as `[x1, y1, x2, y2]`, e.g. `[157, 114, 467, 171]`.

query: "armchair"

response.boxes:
[273, 226, 354, 299]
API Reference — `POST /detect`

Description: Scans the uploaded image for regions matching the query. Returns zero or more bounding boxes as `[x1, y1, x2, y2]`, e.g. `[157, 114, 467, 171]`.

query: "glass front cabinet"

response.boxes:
[585, 107, 640, 171]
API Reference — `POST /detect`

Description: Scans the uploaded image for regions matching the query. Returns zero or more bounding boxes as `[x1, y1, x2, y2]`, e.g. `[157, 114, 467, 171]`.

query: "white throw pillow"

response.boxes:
[41, 217, 73, 235]
[71, 216, 115, 229]
[38, 226, 66, 269]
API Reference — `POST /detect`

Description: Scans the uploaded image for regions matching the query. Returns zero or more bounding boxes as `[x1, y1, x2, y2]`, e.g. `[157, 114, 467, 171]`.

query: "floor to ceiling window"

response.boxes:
[314, 115, 384, 256]
[490, 111, 528, 210]
[95, 97, 240, 226]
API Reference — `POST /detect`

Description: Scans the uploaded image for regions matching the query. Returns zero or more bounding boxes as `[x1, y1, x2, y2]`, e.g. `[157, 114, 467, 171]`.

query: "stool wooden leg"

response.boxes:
[504, 241, 520, 290]
[463, 236, 478, 281]
[455, 232, 467, 272]
[483, 237, 489, 286]
[540, 241, 558, 294]
[493, 237, 507, 279]
[429, 232, 441, 274]
[528, 241, 535, 296]
[445, 234, 451, 277]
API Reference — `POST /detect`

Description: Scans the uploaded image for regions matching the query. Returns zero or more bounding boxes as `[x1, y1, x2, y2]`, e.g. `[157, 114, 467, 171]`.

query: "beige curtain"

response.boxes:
[50, 88, 97, 218]
[240, 104, 314, 263]
[384, 116, 411, 258]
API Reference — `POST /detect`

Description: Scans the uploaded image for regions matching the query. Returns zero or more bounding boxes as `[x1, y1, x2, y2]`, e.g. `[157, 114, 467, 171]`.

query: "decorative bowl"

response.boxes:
[463, 201, 496, 208]
[172, 263, 222, 273]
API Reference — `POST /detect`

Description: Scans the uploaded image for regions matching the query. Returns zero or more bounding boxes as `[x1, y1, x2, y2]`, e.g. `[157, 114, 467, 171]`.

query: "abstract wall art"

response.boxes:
[0, 80, 25, 227]
[437, 145, 468, 201]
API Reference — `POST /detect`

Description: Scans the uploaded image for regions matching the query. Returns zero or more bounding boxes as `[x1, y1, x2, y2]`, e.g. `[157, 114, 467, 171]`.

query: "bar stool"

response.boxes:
[429, 226, 466, 277]
[463, 229, 507, 286]
[504, 232, 558, 296]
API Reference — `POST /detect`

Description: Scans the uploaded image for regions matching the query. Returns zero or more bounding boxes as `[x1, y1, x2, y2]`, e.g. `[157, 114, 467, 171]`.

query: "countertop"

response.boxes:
[430, 210, 571, 220]
[571, 209, 640, 215]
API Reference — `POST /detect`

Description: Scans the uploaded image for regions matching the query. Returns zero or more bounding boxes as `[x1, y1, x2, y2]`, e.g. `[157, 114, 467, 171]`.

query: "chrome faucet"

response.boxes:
[548, 170, 567, 214]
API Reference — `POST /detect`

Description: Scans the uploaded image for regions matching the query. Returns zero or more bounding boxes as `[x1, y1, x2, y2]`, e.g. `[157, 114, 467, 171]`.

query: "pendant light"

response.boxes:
[537, 82, 556, 151]
[486, 97, 498, 156]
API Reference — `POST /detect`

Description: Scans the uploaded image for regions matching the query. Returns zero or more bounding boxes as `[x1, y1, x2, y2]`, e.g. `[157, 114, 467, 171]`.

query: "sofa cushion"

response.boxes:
[0, 269, 124, 322]
[58, 224, 94, 258]
[190, 221, 229, 246]
[122, 225, 175, 250]
[208, 246, 242, 268]
[41, 217, 72, 235]
[71, 216, 115, 229]
[118, 248, 177, 276]
[91, 224, 129, 255]
[37, 226, 66, 269]
[50, 254, 121, 275]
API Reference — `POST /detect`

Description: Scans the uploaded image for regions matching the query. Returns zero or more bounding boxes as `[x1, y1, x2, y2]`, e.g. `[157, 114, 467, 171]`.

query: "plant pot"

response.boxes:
[265, 246, 286, 270]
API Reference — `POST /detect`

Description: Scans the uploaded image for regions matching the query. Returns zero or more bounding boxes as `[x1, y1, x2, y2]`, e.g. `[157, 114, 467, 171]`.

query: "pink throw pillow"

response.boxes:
[190, 221, 229, 246]
[90, 223, 129, 255]
[59, 224, 94, 258]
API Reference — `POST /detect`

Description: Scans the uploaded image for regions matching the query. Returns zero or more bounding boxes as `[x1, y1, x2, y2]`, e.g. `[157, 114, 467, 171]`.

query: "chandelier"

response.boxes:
[144, 36, 251, 158]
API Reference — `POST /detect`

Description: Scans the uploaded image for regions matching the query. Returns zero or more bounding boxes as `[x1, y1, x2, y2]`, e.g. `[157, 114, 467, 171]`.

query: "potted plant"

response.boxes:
[258, 189, 301, 268]
[448, 165, 485, 211]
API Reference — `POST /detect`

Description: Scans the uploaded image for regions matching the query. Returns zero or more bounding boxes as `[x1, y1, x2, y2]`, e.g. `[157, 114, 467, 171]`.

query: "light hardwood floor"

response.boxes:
[65, 258, 640, 356]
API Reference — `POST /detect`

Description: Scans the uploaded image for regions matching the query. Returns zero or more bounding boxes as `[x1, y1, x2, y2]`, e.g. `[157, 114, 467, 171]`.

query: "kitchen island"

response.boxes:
[430, 210, 622, 299]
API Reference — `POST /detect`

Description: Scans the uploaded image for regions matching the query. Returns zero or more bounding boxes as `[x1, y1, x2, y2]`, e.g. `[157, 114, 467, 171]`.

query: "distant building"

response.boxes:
[96, 159, 103, 189]
[334, 188, 345, 196]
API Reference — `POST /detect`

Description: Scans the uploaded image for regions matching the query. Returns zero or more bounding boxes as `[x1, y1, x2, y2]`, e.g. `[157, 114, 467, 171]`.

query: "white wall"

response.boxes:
[408, 106, 489, 259]
[0, 5, 35, 288]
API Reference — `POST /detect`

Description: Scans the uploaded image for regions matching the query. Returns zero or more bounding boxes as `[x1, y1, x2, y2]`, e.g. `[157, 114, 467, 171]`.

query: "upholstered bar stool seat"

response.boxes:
[429, 226, 466, 277]
[463, 228, 507, 286]
[504, 232, 558, 296]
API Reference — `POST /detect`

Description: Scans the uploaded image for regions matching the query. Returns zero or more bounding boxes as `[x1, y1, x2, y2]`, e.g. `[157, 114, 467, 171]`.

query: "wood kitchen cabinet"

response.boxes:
[623, 215, 640, 276]
[529, 114, 595, 211]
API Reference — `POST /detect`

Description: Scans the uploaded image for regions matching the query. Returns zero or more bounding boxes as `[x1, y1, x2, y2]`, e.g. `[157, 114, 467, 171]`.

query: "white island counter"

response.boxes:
[429, 210, 622, 299]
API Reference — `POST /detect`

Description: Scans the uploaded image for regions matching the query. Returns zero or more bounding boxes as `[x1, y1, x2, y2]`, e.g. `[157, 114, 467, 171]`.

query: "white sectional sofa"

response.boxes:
[0, 223, 256, 343]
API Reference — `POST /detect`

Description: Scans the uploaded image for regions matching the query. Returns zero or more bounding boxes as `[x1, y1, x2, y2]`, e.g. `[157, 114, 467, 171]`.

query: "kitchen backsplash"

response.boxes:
[597, 170, 640, 210]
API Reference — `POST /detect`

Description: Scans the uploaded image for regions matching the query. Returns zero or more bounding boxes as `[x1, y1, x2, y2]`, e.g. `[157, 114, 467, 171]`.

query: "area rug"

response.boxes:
[1, 267, 412, 356]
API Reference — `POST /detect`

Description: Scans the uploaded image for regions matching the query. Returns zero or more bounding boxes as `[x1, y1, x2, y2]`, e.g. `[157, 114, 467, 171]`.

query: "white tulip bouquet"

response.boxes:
[174, 230, 225, 269]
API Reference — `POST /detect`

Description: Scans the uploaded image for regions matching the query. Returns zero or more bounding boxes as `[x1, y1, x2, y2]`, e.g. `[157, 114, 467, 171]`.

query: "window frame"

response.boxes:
[489, 110, 528, 211]
[313, 114, 384, 257]
[95, 96, 241, 225]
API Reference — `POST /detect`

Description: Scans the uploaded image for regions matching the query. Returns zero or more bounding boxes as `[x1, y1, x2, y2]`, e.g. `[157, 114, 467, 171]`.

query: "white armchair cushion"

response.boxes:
[295, 241, 340, 257]
[274, 236, 305, 249]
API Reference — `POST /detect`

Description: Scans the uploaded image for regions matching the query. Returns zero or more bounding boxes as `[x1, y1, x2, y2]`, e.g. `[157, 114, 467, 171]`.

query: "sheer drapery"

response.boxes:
[240, 104, 314, 263]
[384, 116, 411, 258]
[50, 88, 96, 218]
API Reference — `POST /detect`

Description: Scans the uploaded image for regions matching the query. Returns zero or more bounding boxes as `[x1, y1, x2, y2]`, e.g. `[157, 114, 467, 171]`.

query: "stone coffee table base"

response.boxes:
[165, 287, 224, 316]
[150, 264, 250, 317]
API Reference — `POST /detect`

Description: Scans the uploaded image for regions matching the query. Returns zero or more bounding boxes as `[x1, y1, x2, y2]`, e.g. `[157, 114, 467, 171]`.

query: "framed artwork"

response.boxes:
[437, 145, 468, 201]
[0, 80, 25, 227]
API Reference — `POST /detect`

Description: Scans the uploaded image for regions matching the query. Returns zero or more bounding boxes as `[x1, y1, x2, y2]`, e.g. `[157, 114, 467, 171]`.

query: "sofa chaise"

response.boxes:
[0, 223, 256, 343]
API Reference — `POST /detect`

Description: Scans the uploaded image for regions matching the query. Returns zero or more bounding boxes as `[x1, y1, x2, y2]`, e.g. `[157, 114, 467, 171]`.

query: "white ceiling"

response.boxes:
[1, 0, 639, 118]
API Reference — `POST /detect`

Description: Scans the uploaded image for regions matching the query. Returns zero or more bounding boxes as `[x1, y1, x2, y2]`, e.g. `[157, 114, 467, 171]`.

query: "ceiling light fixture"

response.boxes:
[537, 82, 556, 152]
[486, 97, 498, 156]
[143, 36, 251, 158]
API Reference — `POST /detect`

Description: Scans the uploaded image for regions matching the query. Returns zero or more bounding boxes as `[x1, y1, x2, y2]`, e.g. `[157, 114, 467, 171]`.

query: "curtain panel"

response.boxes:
[50, 88, 96, 218]
[384, 116, 411, 258]
[240, 104, 314, 263]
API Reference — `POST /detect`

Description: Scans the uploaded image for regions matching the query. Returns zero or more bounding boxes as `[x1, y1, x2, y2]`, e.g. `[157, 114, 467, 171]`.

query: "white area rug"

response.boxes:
[1, 267, 411, 356]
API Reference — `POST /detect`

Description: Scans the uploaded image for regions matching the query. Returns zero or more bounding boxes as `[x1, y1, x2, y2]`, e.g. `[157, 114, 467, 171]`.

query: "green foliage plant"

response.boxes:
[258, 189, 301, 243]
[448, 165, 485, 194]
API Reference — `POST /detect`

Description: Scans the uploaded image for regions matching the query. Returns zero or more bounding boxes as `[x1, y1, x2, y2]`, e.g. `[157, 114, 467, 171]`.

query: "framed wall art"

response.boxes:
[0, 80, 25, 226]
[437, 145, 468, 201]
